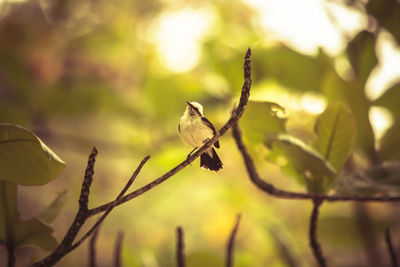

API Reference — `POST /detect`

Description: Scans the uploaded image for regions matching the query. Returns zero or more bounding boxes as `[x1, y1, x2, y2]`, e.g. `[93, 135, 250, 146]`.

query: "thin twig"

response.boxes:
[231, 122, 400, 202]
[32, 48, 253, 267]
[226, 214, 241, 267]
[114, 232, 124, 267]
[89, 229, 100, 267]
[309, 199, 326, 267]
[176, 227, 186, 267]
[70, 155, 150, 251]
[385, 228, 398, 267]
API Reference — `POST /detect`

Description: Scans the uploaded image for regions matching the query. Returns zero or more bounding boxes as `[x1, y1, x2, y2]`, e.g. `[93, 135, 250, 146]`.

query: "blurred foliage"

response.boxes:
[0, 0, 400, 266]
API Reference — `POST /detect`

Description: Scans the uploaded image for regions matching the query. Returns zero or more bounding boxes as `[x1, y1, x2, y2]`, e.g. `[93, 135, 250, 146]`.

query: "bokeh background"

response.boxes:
[1, 0, 400, 266]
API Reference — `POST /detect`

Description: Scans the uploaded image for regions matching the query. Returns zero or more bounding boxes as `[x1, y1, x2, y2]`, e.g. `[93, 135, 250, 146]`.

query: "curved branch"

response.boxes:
[231, 122, 400, 202]
[87, 48, 252, 216]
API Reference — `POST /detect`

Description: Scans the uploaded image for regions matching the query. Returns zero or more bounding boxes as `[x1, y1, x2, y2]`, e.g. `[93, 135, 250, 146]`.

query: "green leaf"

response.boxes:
[367, 0, 400, 45]
[0, 181, 18, 244]
[39, 191, 68, 224]
[322, 71, 375, 158]
[14, 218, 58, 251]
[374, 83, 400, 118]
[241, 100, 287, 144]
[313, 103, 356, 170]
[335, 163, 400, 196]
[346, 31, 377, 85]
[265, 134, 336, 193]
[253, 46, 330, 92]
[380, 120, 400, 161]
[0, 124, 65, 186]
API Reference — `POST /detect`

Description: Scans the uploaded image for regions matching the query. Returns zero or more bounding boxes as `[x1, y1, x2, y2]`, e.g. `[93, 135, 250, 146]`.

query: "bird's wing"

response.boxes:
[201, 117, 220, 148]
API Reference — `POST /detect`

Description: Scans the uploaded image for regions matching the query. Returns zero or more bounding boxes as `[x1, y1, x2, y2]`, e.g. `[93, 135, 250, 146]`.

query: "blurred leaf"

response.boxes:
[366, 0, 400, 45]
[346, 31, 377, 84]
[319, 216, 363, 247]
[39, 191, 68, 224]
[0, 181, 18, 244]
[0, 181, 58, 251]
[380, 120, 400, 161]
[374, 83, 400, 118]
[322, 71, 375, 158]
[241, 100, 287, 144]
[14, 218, 58, 251]
[253, 46, 330, 92]
[313, 103, 356, 170]
[0, 124, 65, 186]
[335, 163, 400, 196]
[187, 251, 222, 267]
[265, 134, 336, 193]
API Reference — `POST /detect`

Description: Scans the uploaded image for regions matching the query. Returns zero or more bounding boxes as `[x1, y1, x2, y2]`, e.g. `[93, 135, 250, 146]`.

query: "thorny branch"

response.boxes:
[31, 48, 252, 267]
[226, 214, 241, 267]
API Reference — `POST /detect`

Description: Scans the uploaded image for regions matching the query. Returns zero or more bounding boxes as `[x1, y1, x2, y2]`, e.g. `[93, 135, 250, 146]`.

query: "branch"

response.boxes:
[309, 199, 326, 267]
[87, 47, 252, 216]
[33, 48, 252, 267]
[176, 227, 186, 267]
[231, 122, 400, 202]
[114, 232, 124, 267]
[32, 153, 150, 266]
[385, 228, 398, 267]
[226, 214, 241, 267]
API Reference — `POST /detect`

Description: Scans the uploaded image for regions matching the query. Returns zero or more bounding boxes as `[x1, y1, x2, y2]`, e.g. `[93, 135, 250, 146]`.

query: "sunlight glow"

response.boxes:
[366, 32, 400, 100]
[300, 93, 326, 114]
[244, 0, 366, 55]
[150, 8, 214, 73]
[369, 106, 394, 141]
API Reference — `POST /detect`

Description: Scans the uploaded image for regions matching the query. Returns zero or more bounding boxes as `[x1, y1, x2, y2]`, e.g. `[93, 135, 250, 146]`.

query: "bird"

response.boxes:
[178, 101, 223, 171]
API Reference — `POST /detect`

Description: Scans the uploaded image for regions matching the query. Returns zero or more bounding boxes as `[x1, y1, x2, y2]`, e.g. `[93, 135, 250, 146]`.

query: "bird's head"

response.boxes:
[185, 101, 204, 117]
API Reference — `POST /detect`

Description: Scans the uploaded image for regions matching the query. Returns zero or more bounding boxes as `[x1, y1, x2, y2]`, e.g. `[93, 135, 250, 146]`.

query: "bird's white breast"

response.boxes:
[179, 115, 213, 147]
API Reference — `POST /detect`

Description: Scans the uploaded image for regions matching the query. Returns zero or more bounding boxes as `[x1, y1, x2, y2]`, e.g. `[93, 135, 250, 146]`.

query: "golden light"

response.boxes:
[150, 8, 215, 73]
[369, 106, 394, 141]
[300, 92, 327, 114]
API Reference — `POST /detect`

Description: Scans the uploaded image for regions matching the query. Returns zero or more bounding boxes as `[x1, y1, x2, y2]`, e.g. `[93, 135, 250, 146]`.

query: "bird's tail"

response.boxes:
[200, 148, 223, 171]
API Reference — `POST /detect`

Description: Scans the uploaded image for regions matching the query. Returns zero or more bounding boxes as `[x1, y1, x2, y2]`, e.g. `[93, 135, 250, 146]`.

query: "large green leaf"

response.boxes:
[14, 218, 58, 251]
[366, 0, 400, 45]
[0, 124, 65, 186]
[346, 31, 378, 85]
[313, 103, 356, 170]
[374, 83, 400, 118]
[241, 100, 287, 144]
[39, 190, 68, 224]
[321, 71, 375, 158]
[265, 134, 336, 193]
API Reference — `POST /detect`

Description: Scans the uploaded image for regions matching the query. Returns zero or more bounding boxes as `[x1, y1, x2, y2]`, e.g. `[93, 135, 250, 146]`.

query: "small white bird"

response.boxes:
[178, 101, 223, 171]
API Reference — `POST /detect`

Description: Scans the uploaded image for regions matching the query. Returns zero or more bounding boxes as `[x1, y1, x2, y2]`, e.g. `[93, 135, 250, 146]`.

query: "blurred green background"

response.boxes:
[1, 0, 400, 266]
